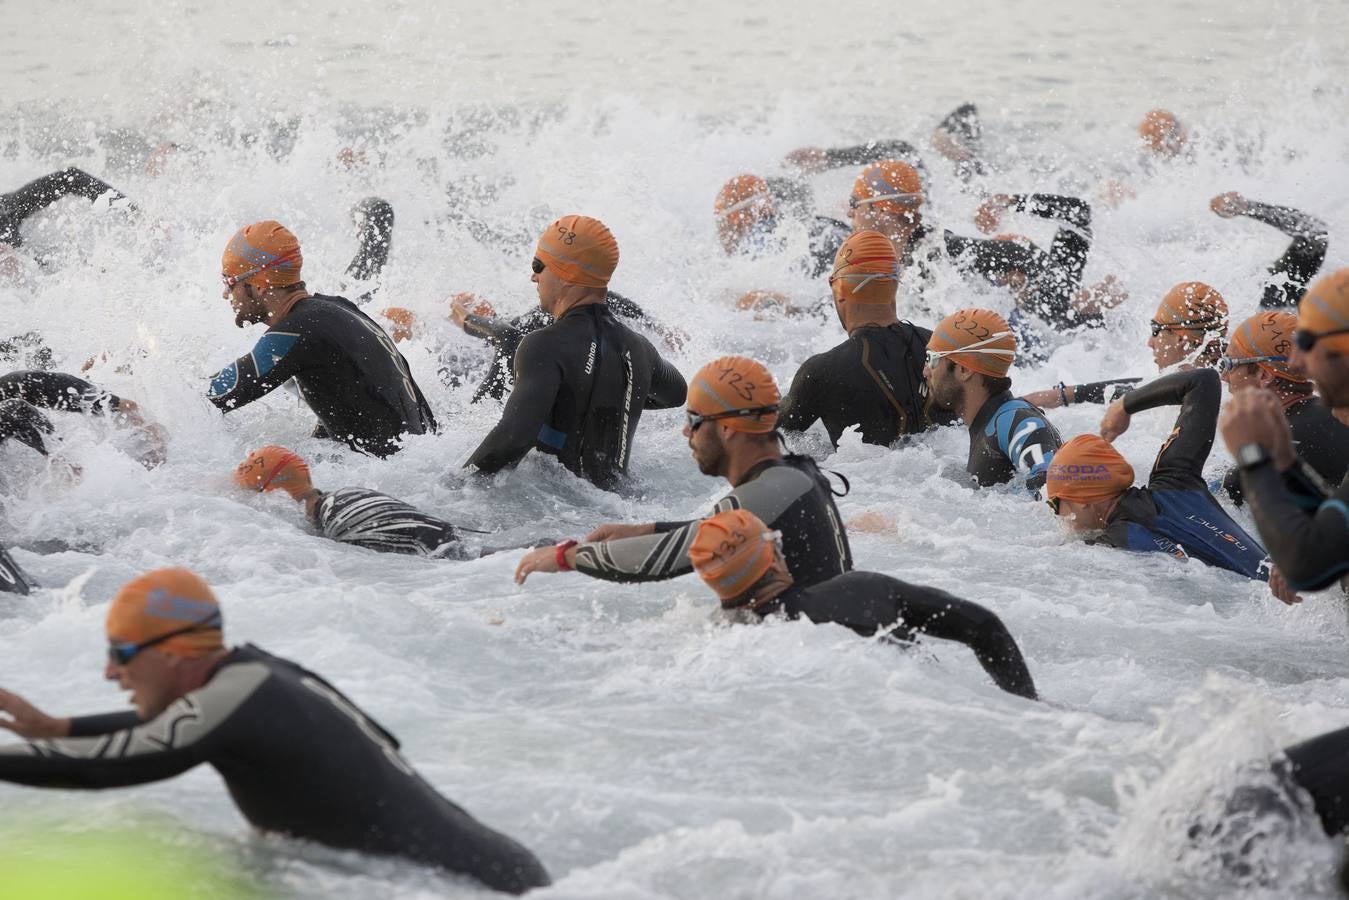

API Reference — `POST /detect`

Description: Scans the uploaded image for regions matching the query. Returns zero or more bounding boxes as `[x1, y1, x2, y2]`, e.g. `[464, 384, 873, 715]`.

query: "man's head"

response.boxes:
[829, 230, 898, 330]
[104, 568, 225, 719]
[1221, 311, 1307, 395]
[220, 221, 304, 328]
[532, 215, 619, 316]
[233, 445, 314, 501]
[1138, 108, 1187, 158]
[848, 161, 924, 241]
[690, 509, 792, 610]
[924, 308, 1016, 413]
[1044, 434, 1135, 533]
[1149, 281, 1228, 370]
[715, 175, 777, 255]
[1293, 268, 1349, 409]
[683, 356, 781, 478]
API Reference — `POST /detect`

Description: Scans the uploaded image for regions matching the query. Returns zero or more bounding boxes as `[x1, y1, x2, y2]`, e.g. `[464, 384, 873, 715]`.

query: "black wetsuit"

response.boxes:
[310, 487, 466, 559]
[1230, 200, 1329, 310]
[935, 103, 988, 181]
[0, 168, 127, 248]
[573, 454, 853, 587]
[0, 370, 123, 456]
[1239, 453, 1349, 593]
[208, 294, 437, 457]
[0, 644, 550, 894]
[344, 197, 395, 297]
[779, 322, 938, 447]
[1281, 724, 1349, 837]
[756, 571, 1036, 699]
[0, 544, 33, 595]
[1222, 395, 1349, 506]
[1095, 370, 1268, 580]
[0, 333, 54, 371]
[464, 291, 671, 404]
[964, 390, 1062, 491]
[465, 303, 686, 491]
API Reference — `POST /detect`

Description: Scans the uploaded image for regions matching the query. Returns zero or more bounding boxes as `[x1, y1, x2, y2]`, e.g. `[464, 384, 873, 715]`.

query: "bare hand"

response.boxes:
[514, 546, 562, 584]
[448, 292, 486, 330]
[1074, 275, 1128, 317]
[1219, 389, 1296, 470]
[974, 194, 1013, 234]
[582, 522, 655, 543]
[1209, 191, 1248, 219]
[783, 147, 828, 174]
[930, 127, 973, 163]
[1268, 567, 1303, 606]
[0, 688, 69, 739]
[1099, 399, 1131, 442]
[1021, 388, 1068, 409]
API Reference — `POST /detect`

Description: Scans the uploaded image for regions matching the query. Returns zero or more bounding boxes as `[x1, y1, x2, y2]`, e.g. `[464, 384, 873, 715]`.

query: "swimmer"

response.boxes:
[1218, 311, 1349, 505]
[0, 167, 129, 251]
[514, 356, 853, 587]
[0, 370, 166, 467]
[465, 216, 687, 491]
[344, 196, 395, 293]
[924, 308, 1061, 491]
[208, 220, 437, 457]
[779, 230, 944, 448]
[690, 509, 1037, 699]
[1047, 369, 1270, 581]
[234, 446, 472, 558]
[1209, 192, 1328, 310]
[0, 568, 550, 893]
[1220, 269, 1349, 595]
[714, 174, 849, 278]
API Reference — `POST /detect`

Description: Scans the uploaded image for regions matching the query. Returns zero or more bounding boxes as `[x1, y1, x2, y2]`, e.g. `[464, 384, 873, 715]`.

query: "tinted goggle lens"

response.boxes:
[531, 257, 545, 274]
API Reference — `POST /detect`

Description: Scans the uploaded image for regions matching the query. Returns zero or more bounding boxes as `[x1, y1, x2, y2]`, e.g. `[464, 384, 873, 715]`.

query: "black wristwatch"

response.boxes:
[1236, 442, 1272, 471]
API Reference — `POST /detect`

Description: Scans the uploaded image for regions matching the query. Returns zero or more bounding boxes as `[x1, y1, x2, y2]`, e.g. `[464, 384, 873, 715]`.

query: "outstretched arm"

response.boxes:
[465, 331, 563, 474]
[1118, 369, 1221, 489]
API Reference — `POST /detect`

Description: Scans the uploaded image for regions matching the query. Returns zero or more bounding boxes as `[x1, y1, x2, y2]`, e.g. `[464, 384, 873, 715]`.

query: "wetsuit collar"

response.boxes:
[266, 289, 311, 326]
[966, 389, 1014, 435]
[734, 454, 785, 488]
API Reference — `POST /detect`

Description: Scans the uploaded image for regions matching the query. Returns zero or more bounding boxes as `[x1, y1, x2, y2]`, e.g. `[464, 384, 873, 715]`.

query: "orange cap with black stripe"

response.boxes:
[1227, 311, 1304, 383]
[686, 356, 780, 433]
[690, 509, 780, 606]
[830, 230, 898, 304]
[927, 308, 1017, 378]
[380, 307, 416, 343]
[850, 161, 924, 217]
[1298, 268, 1349, 352]
[1155, 281, 1227, 333]
[1045, 434, 1135, 504]
[221, 221, 303, 289]
[234, 445, 313, 501]
[106, 568, 224, 658]
[535, 215, 619, 289]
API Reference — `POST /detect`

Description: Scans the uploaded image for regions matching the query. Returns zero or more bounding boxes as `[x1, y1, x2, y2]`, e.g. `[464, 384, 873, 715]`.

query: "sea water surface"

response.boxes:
[2, 0, 1348, 897]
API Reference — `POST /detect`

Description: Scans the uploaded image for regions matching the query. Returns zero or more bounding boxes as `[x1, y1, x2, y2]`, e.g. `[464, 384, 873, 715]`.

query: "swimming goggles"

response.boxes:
[923, 331, 1016, 370]
[108, 612, 222, 666]
[1149, 318, 1223, 337]
[221, 247, 302, 289]
[1294, 326, 1349, 352]
[685, 406, 778, 431]
[1216, 354, 1288, 373]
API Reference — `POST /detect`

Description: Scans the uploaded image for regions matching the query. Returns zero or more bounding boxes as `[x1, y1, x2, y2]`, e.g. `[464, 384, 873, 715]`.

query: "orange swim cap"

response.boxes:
[221, 221, 303, 289]
[234, 445, 313, 501]
[1227, 311, 1304, 383]
[687, 356, 780, 433]
[1298, 268, 1349, 352]
[927, 308, 1017, 378]
[690, 509, 780, 606]
[1138, 109, 1185, 156]
[1045, 434, 1135, 504]
[736, 289, 793, 316]
[850, 161, 924, 217]
[1155, 281, 1228, 332]
[830, 230, 899, 304]
[380, 307, 417, 343]
[106, 568, 224, 658]
[715, 175, 777, 253]
[535, 215, 619, 289]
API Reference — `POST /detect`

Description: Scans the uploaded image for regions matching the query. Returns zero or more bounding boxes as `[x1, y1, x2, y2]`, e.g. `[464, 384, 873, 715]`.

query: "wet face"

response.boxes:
[226, 280, 266, 328]
[1055, 497, 1112, 533]
[683, 414, 728, 477]
[1220, 361, 1264, 394]
[923, 357, 962, 411]
[1148, 326, 1198, 370]
[105, 648, 180, 720]
[532, 260, 564, 314]
[1293, 341, 1349, 408]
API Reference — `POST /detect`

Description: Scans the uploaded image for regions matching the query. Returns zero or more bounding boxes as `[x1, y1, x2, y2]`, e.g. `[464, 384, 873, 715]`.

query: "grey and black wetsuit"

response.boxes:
[0, 644, 550, 894]
[207, 294, 437, 457]
[1222, 396, 1349, 506]
[758, 570, 1036, 698]
[964, 390, 1062, 491]
[1229, 200, 1329, 310]
[779, 322, 943, 447]
[574, 454, 853, 587]
[1094, 370, 1269, 580]
[465, 302, 686, 491]
[0, 168, 127, 248]
[310, 487, 466, 559]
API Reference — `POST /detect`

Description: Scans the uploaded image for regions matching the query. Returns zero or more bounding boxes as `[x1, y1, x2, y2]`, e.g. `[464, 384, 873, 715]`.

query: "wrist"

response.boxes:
[555, 539, 578, 572]
[1056, 382, 1069, 407]
[1236, 442, 1272, 471]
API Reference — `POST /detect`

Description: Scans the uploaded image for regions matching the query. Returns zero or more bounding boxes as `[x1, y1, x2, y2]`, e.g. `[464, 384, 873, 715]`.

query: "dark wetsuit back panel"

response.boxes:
[779, 323, 935, 447]
[0, 644, 550, 893]
[574, 455, 852, 587]
[207, 294, 436, 457]
[966, 390, 1061, 491]
[311, 487, 464, 559]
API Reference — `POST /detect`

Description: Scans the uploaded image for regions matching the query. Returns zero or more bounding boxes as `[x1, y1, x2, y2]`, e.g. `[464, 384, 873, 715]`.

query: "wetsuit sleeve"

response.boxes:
[777, 358, 824, 435]
[344, 198, 394, 283]
[1010, 194, 1092, 232]
[0, 399, 54, 454]
[645, 354, 686, 410]
[822, 140, 925, 171]
[206, 329, 312, 412]
[0, 662, 267, 789]
[1238, 201, 1329, 309]
[1121, 368, 1221, 490]
[573, 466, 817, 582]
[0, 168, 127, 247]
[465, 330, 563, 474]
[791, 575, 1037, 699]
[1071, 378, 1142, 405]
[68, 711, 143, 736]
[989, 402, 1060, 491]
[1242, 462, 1349, 592]
[462, 314, 523, 347]
[0, 370, 119, 413]
[943, 231, 1036, 281]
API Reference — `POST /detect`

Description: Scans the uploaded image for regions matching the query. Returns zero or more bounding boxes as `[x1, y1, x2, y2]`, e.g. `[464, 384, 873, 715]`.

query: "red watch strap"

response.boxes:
[555, 539, 578, 572]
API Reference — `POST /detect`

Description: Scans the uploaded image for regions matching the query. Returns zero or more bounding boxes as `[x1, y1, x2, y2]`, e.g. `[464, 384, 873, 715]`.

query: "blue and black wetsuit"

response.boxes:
[0, 168, 127, 248]
[207, 294, 437, 457]
[1099, 369, 1269, 580]
[965, 389, 1062, 492]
